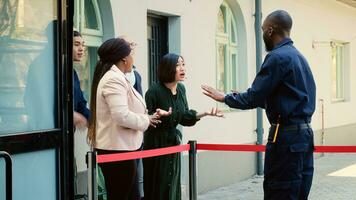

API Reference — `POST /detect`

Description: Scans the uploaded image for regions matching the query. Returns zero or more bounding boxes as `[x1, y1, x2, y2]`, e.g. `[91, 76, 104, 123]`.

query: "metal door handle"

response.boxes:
[0, 151, 12, 200]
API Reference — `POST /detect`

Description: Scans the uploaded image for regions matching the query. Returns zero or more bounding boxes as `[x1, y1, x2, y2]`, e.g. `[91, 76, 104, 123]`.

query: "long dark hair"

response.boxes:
[87, 37, 131, 147]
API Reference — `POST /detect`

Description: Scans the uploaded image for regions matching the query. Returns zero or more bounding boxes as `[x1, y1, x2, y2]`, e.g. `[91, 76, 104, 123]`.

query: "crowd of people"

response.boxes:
[73, 9, 316, 200]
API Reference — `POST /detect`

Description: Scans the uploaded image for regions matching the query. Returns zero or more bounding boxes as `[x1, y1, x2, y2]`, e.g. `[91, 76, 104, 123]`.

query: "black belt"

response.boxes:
[271, 123, 311, 132]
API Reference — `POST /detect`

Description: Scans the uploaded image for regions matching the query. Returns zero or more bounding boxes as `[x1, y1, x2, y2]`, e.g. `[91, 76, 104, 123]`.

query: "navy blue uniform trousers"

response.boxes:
[263, 126, 314, 200]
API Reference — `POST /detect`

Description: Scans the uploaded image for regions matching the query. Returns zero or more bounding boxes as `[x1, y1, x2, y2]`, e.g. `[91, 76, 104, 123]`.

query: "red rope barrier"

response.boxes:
[197, 144, 265, 152]
[197, 144, 356, 153]
[96, 143, 356, 164]
[314, 145, 356, 153]
[97, 144, 190, 163]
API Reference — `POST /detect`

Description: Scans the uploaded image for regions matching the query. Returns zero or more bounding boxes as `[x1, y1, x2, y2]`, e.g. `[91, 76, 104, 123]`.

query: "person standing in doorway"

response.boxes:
[72, 30, 91, 200]
[73, 30, 90, 129]
[202, 10, 316, 200]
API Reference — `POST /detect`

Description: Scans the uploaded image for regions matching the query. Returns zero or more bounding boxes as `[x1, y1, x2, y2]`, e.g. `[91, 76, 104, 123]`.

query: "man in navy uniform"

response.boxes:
[202, 10, 315, 200]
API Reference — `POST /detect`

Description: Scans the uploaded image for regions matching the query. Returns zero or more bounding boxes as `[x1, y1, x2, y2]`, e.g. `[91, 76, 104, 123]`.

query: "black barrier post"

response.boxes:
[188, 140, 197, 200]
[87, 151, 97, 200]
[0, 151, 12, 200]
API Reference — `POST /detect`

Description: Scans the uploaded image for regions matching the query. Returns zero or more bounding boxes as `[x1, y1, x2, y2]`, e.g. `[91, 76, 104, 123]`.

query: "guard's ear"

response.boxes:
[122, 58, 127, 63]
[268, 27, 273, 36]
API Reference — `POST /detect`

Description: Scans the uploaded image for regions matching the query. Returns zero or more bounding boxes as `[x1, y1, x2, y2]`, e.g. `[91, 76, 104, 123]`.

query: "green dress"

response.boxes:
[143, 83, 199, 200]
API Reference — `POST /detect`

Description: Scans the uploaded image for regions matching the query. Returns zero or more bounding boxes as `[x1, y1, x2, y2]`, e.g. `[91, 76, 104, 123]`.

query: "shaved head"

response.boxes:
[262, 10, 293, 51]
[265, 10, 293, 35]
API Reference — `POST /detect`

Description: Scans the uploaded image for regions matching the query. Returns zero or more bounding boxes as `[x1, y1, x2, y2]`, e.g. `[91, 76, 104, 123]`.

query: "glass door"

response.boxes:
[0, 0, 73, 199]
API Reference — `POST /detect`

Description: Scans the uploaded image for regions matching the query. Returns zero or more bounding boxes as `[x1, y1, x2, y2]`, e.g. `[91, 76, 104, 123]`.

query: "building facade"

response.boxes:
[1, 0, 356, 199]
[0, 0, 74, 200]
[72, 0, 356, 195]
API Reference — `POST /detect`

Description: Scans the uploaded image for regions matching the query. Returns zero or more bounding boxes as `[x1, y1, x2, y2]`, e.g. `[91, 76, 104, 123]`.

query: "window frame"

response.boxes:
[73, 0, 103, 101]
[331, 40, 348, 103]
[79, 0, 103, 37]
[215, 2, 239, 110]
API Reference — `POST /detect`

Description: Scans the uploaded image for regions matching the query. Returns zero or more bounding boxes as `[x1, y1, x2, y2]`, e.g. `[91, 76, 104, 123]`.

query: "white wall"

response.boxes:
[108, 0, 356, 146]
[262, 0, 356, 132]
[110, 0, 259, 146]
[98, 0, 356, 193]
[181, 0, 258, 145]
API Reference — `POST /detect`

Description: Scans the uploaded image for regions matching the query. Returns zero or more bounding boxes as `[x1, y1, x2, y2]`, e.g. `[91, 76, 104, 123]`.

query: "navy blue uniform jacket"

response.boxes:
[224, 38, 316, 125]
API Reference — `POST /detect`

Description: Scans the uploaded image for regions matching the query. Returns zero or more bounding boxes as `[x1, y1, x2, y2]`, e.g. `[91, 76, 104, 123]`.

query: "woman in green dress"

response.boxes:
[143, 53, 223, 200]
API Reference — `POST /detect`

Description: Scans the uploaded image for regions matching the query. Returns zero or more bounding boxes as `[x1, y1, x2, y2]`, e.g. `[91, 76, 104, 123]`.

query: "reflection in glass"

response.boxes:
[84, 0, 99, 29]
[0, 0, 57, 134]
[217, 44, 226, 92]
[231, 20, 236, 43]
[217, 7, 225, 34]
[23, 21, 57, 130]
[231, 53, 237, 90]
[331, 43, 345, 100]
[12, 149, 56, 200]
[216, 2, 239, 94]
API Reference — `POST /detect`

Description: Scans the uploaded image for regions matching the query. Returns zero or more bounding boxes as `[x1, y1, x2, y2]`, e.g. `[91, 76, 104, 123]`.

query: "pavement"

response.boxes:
[198, 153, 356, 200]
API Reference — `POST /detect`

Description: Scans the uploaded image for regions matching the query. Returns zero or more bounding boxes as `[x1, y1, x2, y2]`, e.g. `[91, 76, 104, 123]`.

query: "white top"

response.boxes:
[95, 65, 149, 150]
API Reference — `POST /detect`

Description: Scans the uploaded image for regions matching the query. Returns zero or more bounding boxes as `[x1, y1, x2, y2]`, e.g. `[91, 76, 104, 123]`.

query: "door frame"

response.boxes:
[0, 0, 74, 199]
[147, 13, 169, 86]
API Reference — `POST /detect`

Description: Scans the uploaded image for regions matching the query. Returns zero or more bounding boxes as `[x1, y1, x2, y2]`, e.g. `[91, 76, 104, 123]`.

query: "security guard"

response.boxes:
[202, 10, 316, 200]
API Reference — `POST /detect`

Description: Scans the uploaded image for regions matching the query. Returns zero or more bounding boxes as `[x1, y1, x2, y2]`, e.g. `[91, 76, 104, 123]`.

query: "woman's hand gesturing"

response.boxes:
[149, 107, 172, 127]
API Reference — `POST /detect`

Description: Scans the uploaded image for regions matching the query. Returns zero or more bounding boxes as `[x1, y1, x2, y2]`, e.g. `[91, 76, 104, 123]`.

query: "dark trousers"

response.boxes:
[263, 126, 314, 200]
[97, 149, 140, 200]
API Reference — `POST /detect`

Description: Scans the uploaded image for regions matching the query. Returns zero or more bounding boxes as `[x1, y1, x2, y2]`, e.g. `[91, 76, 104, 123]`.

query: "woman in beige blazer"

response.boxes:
[87, 37, 169, 200]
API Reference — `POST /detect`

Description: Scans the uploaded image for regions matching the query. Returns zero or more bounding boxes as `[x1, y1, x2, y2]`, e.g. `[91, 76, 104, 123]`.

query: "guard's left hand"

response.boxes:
[201, 85, 225, 102]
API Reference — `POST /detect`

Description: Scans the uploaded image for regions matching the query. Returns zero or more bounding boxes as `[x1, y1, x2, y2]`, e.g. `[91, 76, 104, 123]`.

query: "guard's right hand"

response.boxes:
[201, 85, 226, 102]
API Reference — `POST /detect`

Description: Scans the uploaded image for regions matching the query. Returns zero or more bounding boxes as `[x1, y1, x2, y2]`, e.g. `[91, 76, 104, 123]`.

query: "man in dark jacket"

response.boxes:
[73, 31, 91, 200]
[73, 30, 90, 128]
[202, 10, 316, 200]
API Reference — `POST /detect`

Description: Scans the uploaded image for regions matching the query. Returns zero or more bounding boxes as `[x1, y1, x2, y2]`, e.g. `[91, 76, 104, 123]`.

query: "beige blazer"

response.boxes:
[95, 65, 149, 151]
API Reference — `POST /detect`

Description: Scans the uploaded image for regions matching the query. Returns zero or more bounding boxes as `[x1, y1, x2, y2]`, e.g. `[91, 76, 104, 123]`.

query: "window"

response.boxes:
[216, 1, 240, 109]
[147, 14, 168, 86]
[0, 0, 58, 133]
[74, 0, 103, 99]
[331, 41, 349, 102]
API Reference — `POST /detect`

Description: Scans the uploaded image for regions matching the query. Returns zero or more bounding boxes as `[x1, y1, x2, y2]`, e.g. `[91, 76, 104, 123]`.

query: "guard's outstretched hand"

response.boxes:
[201, 85, 225, 102]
